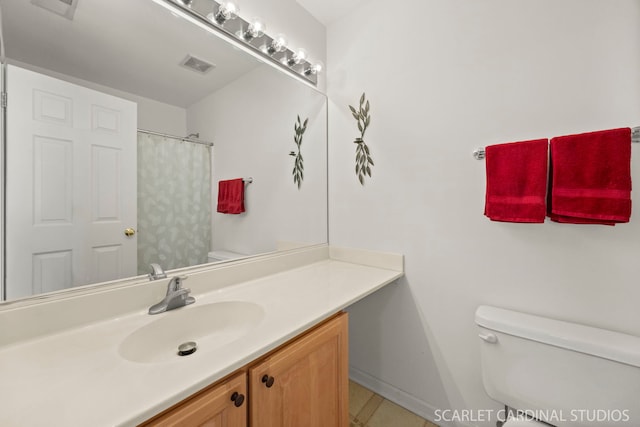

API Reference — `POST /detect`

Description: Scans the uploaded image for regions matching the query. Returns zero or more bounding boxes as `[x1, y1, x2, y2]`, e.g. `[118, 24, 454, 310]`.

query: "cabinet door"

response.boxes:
[143, 371, 247, 427]
[249, 313, 348, 427]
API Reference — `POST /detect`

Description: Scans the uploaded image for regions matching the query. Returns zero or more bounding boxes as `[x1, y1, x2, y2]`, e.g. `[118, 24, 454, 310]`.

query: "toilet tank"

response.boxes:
[207, 250, 246, 263]
[475, 306, 640, 426]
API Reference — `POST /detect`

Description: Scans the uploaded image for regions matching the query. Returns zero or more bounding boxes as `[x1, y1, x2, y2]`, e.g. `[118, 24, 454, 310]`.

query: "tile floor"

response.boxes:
[349, 381, 439, 427]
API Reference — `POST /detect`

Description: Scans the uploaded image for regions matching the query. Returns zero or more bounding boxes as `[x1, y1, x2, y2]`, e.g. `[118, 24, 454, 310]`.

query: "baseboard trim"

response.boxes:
[349, 367, 468, 427]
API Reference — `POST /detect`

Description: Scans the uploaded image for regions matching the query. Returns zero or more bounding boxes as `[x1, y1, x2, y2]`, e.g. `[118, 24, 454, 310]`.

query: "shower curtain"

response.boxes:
[137, 133, 212, 274]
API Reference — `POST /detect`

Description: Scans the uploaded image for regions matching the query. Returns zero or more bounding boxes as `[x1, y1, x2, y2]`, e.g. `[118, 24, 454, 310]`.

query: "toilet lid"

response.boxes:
[208, 250, 245, 260]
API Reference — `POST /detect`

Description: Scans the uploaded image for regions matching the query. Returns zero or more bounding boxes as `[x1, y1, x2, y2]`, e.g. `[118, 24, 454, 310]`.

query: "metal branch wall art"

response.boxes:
[349, 93, 374, 185]
[289, 115, 308, 189]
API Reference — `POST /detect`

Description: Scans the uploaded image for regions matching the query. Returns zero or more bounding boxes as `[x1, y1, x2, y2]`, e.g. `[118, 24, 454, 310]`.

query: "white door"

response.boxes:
[5, 65, 137, 300]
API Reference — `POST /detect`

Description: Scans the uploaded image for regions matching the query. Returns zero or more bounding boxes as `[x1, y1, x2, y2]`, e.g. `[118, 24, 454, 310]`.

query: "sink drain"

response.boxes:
[177, 341, 197, 356]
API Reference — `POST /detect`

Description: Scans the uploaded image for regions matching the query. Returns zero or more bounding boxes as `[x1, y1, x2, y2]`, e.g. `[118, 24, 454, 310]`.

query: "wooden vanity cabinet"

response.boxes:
[249, 312, 349, 427]
[140, 313, 348, 427]
[141, 371, 247, 427]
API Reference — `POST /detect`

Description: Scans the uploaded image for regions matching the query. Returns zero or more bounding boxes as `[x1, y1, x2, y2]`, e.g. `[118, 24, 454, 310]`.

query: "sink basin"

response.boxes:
[118, 301, 265, 363]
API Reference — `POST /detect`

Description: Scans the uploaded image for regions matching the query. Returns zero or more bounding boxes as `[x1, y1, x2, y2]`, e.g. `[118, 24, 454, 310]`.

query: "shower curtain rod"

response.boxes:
[137, 128, 214, 147]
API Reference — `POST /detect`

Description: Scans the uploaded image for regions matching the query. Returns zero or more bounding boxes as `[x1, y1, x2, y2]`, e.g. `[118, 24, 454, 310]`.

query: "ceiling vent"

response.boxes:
[180, 55, 216, 75]
[31, 0, 79, 20]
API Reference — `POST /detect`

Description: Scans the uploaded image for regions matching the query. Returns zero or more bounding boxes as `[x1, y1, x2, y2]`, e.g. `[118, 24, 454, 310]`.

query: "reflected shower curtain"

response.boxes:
[137, 133, 212, 274]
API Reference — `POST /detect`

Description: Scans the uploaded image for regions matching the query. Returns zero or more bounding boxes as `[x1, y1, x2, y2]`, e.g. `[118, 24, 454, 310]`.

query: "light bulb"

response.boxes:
[304, 60, 324, 75]
[243, 18, 266, 41]
[209, 1, 239, 25]
[293, 48, 308, 63]
[265, 33, 287, 55]
[286, 48, 307, 66]
[221, 1, 239, 17]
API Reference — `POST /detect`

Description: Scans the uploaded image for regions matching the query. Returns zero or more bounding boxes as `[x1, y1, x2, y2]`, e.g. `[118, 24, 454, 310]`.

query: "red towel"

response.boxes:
[548, 128, 631, 225]
[484, 139, 549, 223]
[217, 178, 245, 214]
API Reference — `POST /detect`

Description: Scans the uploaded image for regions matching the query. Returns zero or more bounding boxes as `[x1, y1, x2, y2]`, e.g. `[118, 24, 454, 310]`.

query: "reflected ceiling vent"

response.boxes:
[180, 55, 216, 74]
[31, 0, 79, 20]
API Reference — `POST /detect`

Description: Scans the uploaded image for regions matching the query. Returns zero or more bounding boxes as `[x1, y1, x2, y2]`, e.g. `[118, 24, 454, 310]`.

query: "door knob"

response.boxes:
[230, 391, 245, 407]
[124, 228, 136, 237]
[261, 375, 275, 388]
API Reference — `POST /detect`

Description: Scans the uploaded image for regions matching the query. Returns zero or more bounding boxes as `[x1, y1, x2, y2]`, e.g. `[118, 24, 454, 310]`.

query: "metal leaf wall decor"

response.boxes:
[349, 93, 374, 185]
[289, 115, 308, 189]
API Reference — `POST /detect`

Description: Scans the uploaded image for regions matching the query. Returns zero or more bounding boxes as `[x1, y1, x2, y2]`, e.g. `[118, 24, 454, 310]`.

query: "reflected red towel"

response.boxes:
[548, 128, 631, 225]
[484, 139, 548, 223]
[217, 178, 245, 214]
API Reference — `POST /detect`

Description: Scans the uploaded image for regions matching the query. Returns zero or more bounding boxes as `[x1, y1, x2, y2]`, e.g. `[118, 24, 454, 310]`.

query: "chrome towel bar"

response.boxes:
[473, 126, 640, 160]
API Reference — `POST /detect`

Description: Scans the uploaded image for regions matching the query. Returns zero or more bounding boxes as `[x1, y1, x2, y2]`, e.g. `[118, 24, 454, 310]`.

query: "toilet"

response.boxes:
[207, 250, 246, 263]
[475, 306, 640, 426]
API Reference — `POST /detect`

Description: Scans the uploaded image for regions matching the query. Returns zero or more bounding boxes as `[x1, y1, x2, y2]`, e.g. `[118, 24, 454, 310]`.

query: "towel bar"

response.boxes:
[473, 126, 640, 160]
[243, 177, 253, 184]
[473, 148, 486, 160]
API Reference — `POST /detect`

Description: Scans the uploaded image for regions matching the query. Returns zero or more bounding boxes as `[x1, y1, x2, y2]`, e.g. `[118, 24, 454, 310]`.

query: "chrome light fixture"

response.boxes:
[209, 0, 239, 25]
[154, 0, 320, 85]
[242, 18, 266, 41]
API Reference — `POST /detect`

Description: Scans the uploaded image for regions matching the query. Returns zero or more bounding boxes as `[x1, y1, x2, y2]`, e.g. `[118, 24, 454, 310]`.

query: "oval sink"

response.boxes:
[119, 301, 264, 363]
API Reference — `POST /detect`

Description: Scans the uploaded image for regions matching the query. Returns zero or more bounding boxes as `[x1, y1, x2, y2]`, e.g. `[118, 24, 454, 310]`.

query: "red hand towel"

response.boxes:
[548, 128, 631, 225]
[484, 139, 548, 223]
[217, 178, 245, 214]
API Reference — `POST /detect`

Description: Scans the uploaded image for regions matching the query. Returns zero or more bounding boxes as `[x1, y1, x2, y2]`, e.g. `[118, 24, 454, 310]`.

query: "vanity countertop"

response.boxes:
[0, 247, 402, 426]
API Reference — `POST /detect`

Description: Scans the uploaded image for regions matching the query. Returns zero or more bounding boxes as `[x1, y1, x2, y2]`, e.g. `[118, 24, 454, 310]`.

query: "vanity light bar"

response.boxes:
[160, 0, 319, 86]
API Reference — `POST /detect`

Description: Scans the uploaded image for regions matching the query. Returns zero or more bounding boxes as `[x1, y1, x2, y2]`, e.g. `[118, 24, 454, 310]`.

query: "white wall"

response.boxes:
[187, 65, 327, 256]
[133, 98, 186, 137]
[327, 1, 640, 426]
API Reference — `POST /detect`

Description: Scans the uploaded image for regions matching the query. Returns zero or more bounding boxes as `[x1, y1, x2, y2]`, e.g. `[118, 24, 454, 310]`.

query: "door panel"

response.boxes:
[92, 145, 121, 221]
[249, 313, 349, 427]
[32, 250, 73, 295]
[33, 136, 73, 224]
[91, 244, 123, 283]
[6, 64, 137, 299]
[143, 372, 247, 427]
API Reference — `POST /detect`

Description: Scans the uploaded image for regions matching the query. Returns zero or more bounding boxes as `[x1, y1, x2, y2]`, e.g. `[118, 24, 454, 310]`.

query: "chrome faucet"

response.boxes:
[148, 263, 167, 281]
[148, 276, 195, 315]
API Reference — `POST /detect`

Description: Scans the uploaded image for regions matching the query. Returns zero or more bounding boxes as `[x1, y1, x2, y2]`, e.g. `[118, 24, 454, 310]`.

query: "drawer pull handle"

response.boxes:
[230, 391, 245, 407]
[261, 374, 275, 388]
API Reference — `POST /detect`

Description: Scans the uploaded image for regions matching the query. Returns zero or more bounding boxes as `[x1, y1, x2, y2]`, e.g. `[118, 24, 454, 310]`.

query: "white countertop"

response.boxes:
[0, 248, 402, 426]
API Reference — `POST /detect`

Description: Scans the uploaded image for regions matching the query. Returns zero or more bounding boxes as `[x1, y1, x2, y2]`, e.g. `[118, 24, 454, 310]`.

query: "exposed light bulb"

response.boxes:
[178, 0, 193, 7]
[285, 48, 307, 66]
[243, 18, 266, 41]
[304, 60, 324, 75]
[293, 48, 308, 63]
[208, 1, 239, 25]
[264, 33, 287, 55]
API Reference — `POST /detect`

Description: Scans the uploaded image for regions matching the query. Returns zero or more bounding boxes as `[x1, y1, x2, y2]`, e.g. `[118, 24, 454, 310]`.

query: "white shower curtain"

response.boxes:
[137, 133, 212, 274]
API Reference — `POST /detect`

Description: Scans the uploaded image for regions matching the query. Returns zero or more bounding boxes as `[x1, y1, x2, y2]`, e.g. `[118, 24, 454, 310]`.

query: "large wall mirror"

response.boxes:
[1, 0, 328, 302]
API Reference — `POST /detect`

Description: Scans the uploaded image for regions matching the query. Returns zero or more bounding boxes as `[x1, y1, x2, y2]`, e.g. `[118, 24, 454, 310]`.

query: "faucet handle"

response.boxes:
[167, 275, 189, 293]
[175, 276, 189, 289]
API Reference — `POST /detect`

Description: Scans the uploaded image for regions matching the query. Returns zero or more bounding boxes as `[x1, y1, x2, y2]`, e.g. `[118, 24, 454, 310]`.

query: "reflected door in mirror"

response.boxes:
[5, 65, 138, 299]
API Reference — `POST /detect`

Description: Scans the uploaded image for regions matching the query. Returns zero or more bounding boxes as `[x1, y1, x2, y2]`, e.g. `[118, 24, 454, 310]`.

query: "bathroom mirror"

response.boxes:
[0, 0, 328, 301]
